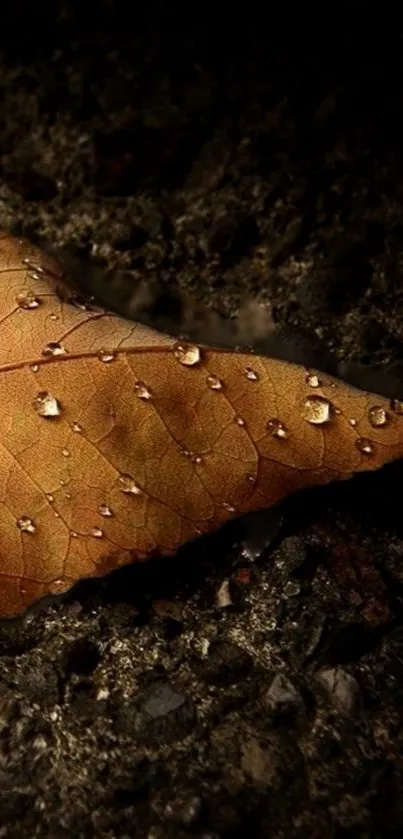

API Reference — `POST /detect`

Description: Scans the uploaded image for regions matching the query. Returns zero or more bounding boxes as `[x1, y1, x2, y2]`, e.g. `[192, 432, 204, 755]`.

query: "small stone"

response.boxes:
[200, 641, 253, 685]
[315, 667, 361, 716]
[261, 673, 304, 715]
[129, 681, 196, 744]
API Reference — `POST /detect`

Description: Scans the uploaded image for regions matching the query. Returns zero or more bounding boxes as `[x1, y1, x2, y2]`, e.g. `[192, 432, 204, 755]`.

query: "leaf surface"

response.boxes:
[0, 231, 402, 617]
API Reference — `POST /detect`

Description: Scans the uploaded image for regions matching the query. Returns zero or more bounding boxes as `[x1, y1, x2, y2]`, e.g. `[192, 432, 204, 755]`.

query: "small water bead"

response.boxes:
[305, 371, 321, 388]
[42, 341, 67, 357]
[223, 502, 236, 513]
[46, 494, 54, 503]
[99, 504, 113, 517]
[206, 374, 223, 391]
[391, 399, 403, 415]
[17, 516, 36, 534]
[245, 367, 259, 382]
[30, 364, 39, 373]
[368, 405, 389, 428]
[91, 527, 104, 538]
[303, 395, 332, 425]
[355, 437, 373, 455]
[16, 291, 40, 309]
[21, 258, 44, 273]
[33, 391, 62, 418]
[118, 473, 142, 494]
[49, 313, 59, 321]
[62, 449, 70, 458]
[134, 381, 152, 400]
[173, 342, 201, 367]
[72, 422, 83, 433]
[348, 418, 358, 427]
[267, 418, 288, 439]
[98, 350, 116, 363]
[235, 416, 246, 426]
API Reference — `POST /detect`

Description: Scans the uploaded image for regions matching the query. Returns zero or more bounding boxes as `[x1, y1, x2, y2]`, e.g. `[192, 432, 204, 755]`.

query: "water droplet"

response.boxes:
[134, 381, 152, 400]
[303, 395, 332, 425]
[16, 291, 40, 309]
[99, 504, 113, 517]
[33, 391, 62, 418]
[305, 371, 321, 388]
[72, 422, 82, 433]
[91, 527, 104, 538]
[118, 473, 142, 494]
[62, 449, 70, 458]
[223, 502, 236, 513]
[355, 437, 373, 455]
[21, 258, 43, 273]
[49, 313, 59, 321]
[48, 579, 66, 594]
[368, 405, 389, 428]
[69, 295, 91, 311]
[190, 453, 202, 464]
[391, 399, 403, 415]
[42, 341, 67, 357]
[267, 418, 288, 439]
[283, 580, 301, 598]
[206, 374, 223, 390]
[349, 418, 357, 427]
[98, 350, 116, 363]
[235, 415, 245, 426]
[173, 342, 201, 367]
[71, 531, 79, 538]
[30, 364, 39, 373]
[46, 494, 54, 503]
[245, 367, 259, 381]
[17, 516, 36, 534]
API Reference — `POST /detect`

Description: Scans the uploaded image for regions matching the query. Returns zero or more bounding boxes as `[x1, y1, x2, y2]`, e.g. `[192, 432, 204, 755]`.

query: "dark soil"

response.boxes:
[1, 4, 403, 838]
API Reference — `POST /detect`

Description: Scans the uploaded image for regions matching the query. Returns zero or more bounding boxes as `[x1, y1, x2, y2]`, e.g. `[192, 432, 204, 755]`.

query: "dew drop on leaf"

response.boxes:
[62, 449, 70, 458]
[134, 381, 152, 400]
[305, 371, 320, 388]
[42, 341, 67, 357]
[245, 367, 259, 381]
[33, 391, 62, 418]
[303, 395, 332, 425]
[98, 350, 116, 363]
[99, 504, 113, 517]
[368, 405, 389, 428]
[17, 516, 36, 534]
[206, 374, 223, 390]
[235, 416, 246, 426]
[348, 418, 357, 427]
[30, 364, 39, 373]
[91, 527, 104, 538]
[391, 399, 403, 415]
[267, 418, 288, 439]
[118, 473, 142, 494]
[16, 291, 40, 309]
[173, 342, 201, 366]
[72, 422, 83, 433]
[223, 502, 236, 512]
[355, 437, 373, 455]
[48, 579, 66, 594]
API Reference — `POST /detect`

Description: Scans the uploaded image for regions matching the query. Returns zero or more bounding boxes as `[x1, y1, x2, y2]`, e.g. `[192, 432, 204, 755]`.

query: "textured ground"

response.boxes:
[1, 5, 403, 838]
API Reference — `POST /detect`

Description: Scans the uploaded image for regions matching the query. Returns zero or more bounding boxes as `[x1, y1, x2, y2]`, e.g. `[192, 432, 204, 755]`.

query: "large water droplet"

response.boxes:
[42, 341, 67, 357]
[173, 342, 201, 367]
[118, 473, 142, 494]
[17, 516, 36, 534]
[267, 418, 288, 439]
[391, 399, 403, 415]
[33, 391, 62, 418]
[305, 371, 321, 388]
[98, 350, 116, 363]
[355, 437, 373, 455]
[16, 291, 40, 309]
[303, 395, 332, 425]
[206, 374, 223, 390]
[368, 405, 389, 428]
[245, 367, 259, 381]
[91, 527, 104, 538]
[134, 381, 152, 400]
[99, 504, 113, 517]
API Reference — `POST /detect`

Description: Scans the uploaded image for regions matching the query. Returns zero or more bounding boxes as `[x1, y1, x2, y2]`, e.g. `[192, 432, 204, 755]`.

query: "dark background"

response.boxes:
[1, 3, 403, 837]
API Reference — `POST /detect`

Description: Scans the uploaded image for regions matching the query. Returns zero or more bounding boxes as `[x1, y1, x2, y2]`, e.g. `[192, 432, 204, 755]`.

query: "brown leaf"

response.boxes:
[0, 231, 402, 617]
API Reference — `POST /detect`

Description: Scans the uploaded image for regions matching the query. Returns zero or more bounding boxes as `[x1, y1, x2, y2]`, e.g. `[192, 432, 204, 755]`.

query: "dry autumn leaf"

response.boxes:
[0, 230, 402, 618]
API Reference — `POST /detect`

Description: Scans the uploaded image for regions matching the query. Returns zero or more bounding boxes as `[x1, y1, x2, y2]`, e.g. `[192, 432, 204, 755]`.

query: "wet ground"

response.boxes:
[1, 5, 403, 837]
